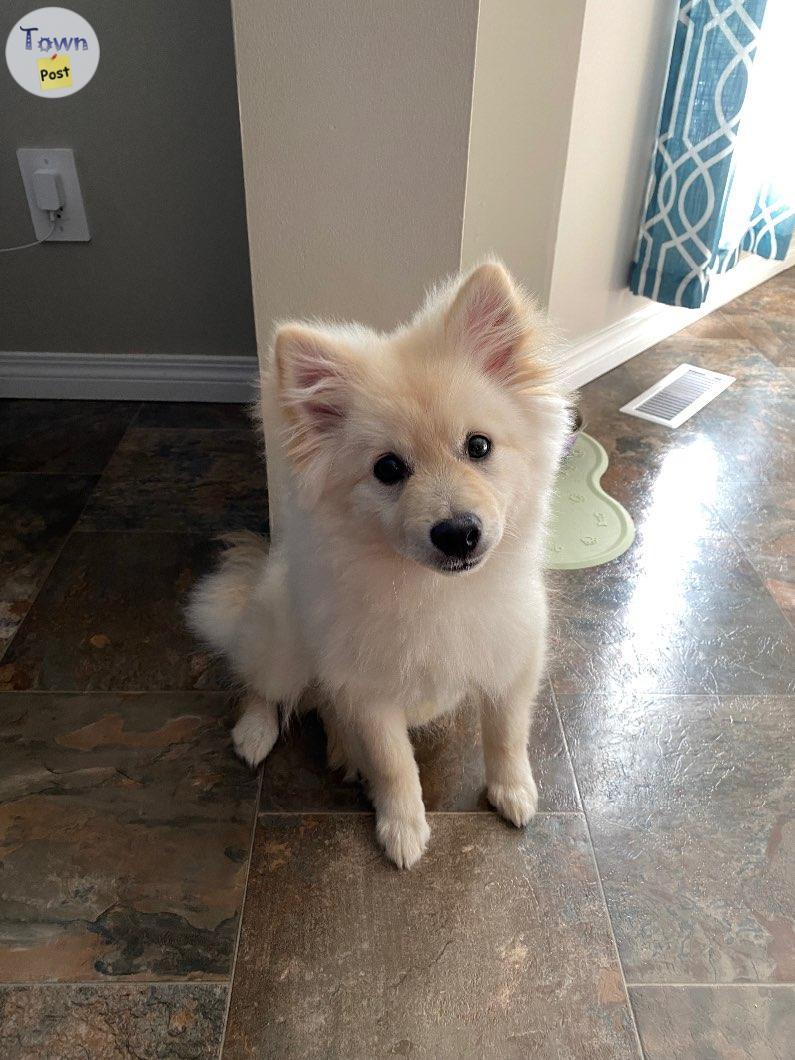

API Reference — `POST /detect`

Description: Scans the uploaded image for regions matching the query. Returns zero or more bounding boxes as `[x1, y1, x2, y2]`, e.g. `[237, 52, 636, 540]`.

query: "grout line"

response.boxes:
[3, 689, 793, 699]
[112, 401, 145, 444]
[718, 515, 794, 634]
[548, 692, 584, 812]
[66, 528, 259, 539]
[66, 528, 267, 537]
[0, 487, 98, 667]
[0, 691, 238, 701]
[0, 980, 229, 988]
[129, 403, 146, 428]
[548, 687, 795, 702]
[4, 978, 790, 990]
[118, 424, 257, 435]
[626, 981, 795, 989]
[67, 401, 144, 527]
[254, 809, 584, 817]
[0, 471, 119, 480]
[0, 689, 235, 696]
[550, 684, 647, 1060]
[0, 402, 142, 665]
[0, 471, 106, 478]
[217, 763, 263, 1059]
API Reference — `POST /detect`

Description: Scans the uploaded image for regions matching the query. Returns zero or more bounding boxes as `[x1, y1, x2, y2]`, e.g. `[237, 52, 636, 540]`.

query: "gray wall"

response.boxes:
[0, 0, 255, 357]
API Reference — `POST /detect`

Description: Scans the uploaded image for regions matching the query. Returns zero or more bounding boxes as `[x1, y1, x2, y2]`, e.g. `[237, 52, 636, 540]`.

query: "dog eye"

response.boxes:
[466, 434, 491, 460]
[373, 453, 409, 484]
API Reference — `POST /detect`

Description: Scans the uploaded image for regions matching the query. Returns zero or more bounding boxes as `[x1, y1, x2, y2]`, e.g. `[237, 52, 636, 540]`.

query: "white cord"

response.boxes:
[0, 214, 58, 254]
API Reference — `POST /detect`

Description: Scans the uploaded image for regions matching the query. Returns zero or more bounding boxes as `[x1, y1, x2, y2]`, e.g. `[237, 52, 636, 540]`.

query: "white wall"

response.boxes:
[548, 0, 677, 337]
[231, 0, 479, 536]
[232, 0, 793, 402]
[543, 0, 794, 387]
[461, 0, 587, 303]
[232, 0, 478, 339]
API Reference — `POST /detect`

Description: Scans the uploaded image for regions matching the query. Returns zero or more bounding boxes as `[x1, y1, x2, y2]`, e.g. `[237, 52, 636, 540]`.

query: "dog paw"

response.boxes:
[232, 704, 279, 769]
[376, 811, 430, 869]
[488, 773, 538, 827]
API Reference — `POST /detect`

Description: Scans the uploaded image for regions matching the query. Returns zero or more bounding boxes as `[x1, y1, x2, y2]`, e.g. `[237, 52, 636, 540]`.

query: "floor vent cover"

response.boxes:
[620, 363, 734, 428]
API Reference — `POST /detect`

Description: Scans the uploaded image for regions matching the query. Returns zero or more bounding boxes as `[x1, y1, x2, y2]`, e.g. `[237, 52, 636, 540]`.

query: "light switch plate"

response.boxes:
[17, 147, 90, 242]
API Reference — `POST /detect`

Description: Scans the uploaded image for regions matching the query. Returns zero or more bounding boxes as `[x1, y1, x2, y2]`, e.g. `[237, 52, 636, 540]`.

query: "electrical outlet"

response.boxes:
[17, 148, 90, 242]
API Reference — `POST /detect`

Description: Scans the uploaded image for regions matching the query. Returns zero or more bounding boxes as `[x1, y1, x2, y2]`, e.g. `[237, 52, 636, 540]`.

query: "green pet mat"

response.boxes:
[545, 432, 635, 570]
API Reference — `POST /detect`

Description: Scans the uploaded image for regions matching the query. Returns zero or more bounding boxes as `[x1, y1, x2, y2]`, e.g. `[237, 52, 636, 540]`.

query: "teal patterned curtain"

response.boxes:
[630, 0, 794, 308]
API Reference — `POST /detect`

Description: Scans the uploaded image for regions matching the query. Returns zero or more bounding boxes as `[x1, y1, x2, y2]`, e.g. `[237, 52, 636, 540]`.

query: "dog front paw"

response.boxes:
[232, 702, 279, 769]
[376, 810, 430, 869]
[488, 772, 538, 827]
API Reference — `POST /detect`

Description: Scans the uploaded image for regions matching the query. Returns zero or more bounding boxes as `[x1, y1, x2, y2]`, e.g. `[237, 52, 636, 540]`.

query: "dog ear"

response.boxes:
[274, 325, 355, 492]
[275, 325, 351, 431]
[446, 262, 538, 386]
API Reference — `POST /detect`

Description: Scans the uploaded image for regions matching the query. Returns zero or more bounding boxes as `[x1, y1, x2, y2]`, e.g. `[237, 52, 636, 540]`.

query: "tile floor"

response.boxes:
[0, 269, 792, 1058]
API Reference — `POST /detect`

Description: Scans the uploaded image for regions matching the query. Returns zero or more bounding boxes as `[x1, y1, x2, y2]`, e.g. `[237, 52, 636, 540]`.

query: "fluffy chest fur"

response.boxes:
[285, 507, 547, 713]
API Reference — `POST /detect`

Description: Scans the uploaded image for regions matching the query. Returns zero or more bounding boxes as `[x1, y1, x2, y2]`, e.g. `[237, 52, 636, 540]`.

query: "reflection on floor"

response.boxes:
[0, 269, 792, 1058]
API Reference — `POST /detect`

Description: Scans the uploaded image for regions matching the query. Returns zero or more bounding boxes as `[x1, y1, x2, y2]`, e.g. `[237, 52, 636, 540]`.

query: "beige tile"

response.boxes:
[224, 814, 639, 1059]
[260, 688, 580, 813]
[630, 985, 795, 1060]
[558, 693, 794, 983]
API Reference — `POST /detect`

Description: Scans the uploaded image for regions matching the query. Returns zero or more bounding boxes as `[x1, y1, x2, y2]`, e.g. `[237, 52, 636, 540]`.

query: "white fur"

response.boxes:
[187, 261, 569, 869]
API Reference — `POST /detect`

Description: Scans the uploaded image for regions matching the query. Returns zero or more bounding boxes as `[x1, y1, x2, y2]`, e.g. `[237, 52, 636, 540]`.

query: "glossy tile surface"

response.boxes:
[557, 693, 794, 983]
[548, 329, 795, 694]
[134, 400, 254, 430]
[0, 983, 226, 1059]
[721, 266, 795, 373]
[619, 328, 794, 627]
[548, 527, 793, 696]
[224, 814, 639, 1059]
[260, 688, 579, 813]
[0, 474, 96, 657]
[630, 985, 795, 1060]
[623, 337, 792, 513]
[80, 428, 268, 533]
[0, 400, 138, 474]
[0, 692, 257, 981]
[0, 271, 792, 1056]
[0, 532, 225, 691]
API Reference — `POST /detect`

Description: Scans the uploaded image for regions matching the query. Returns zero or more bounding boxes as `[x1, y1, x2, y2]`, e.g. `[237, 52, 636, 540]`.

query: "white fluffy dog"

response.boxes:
[188, 261, 569, 868]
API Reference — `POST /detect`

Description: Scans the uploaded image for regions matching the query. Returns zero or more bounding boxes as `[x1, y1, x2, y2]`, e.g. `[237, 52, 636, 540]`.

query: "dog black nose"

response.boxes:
[430, 513, 482, 559]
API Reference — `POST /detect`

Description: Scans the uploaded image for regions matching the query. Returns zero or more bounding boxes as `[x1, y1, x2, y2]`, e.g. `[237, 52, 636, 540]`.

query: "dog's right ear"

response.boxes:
[275, 325, 350, 431]
[274, 325, 353, 492]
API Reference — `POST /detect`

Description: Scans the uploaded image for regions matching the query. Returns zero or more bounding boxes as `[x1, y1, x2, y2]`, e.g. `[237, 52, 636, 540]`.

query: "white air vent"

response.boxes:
[620, 363, 734, 428]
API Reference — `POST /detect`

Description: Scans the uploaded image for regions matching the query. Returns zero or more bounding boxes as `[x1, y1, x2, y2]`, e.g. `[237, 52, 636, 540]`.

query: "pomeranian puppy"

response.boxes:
[188, 260, 569, 868]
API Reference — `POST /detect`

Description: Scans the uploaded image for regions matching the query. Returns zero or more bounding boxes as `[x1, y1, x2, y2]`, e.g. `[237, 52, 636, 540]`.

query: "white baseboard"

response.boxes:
[1, 252, 792, 401]
[0, 351, 259, 403]
[563, 251, 795, 391]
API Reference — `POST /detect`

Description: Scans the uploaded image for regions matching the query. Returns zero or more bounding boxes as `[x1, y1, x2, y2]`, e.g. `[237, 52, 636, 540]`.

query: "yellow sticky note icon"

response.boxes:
[37, 54, 73, 91]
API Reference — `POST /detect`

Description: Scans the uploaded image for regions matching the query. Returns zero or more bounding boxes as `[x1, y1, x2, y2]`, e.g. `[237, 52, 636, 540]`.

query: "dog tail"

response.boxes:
[186, 531, 268, 657]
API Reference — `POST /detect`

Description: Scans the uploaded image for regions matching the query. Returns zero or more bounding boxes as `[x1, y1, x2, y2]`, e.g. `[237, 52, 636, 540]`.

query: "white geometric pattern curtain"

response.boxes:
[630, 0, 794, 308]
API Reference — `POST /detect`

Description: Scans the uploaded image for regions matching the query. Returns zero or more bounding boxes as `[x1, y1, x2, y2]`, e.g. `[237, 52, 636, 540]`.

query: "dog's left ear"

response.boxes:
[446, 262, 540, 387]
